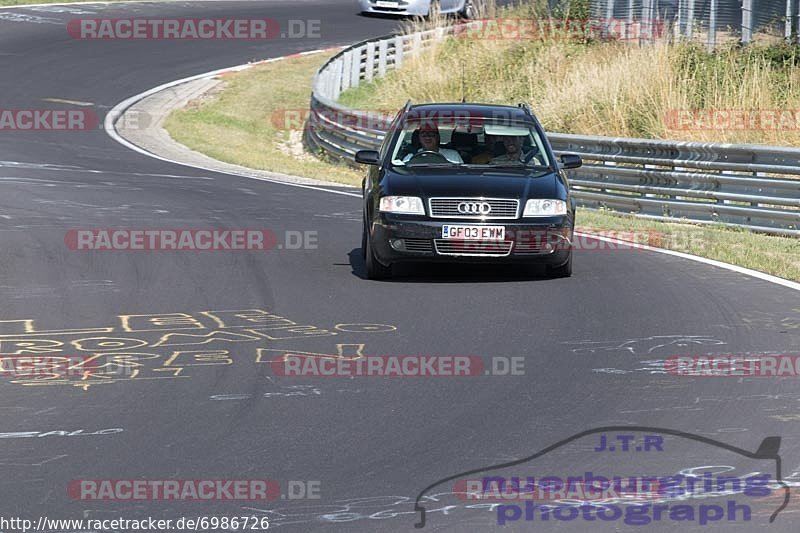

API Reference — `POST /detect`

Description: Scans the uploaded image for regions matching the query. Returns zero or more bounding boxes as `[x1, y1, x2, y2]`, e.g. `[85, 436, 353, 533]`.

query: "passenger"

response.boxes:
[490, 135, 543, 165]
[402, 124, 463, 164]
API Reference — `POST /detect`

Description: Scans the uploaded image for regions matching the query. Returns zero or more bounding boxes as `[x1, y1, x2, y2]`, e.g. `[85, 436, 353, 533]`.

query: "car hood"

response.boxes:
[383, 167, 558, 199]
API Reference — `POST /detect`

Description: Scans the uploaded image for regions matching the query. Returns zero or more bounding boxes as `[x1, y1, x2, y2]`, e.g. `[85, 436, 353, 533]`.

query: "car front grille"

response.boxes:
[428, 198, 519, 219]
[402, 238, 433, 253]
[434, 240, 514, 257]
[369, 0, 408, 6]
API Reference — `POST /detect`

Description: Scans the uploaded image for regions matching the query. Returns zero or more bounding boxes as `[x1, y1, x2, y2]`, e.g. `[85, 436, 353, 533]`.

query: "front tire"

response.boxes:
[364, 226, 392, 280]
[546, 249, 573, 278]
[460, 0, 476, 19]
[361, 216, 368, 260]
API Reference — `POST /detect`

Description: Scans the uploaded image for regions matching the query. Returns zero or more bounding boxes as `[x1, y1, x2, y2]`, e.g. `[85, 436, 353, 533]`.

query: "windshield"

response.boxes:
[389, 116, 551, 169]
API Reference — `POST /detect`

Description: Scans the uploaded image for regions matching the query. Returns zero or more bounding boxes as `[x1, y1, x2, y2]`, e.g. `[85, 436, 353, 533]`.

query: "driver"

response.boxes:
[491, 135, 543, 165]
[402, 123, 463, 164]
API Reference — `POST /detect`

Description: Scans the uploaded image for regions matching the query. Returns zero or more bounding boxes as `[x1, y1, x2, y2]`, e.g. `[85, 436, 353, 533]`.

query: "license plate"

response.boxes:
[442, 225, 505, 240]
[375, 1, 397, 7]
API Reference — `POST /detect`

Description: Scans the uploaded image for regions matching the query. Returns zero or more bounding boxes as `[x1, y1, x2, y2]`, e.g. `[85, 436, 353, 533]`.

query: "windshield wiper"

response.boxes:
[466, 164, 553, 171]
[403, 163, 460, 168]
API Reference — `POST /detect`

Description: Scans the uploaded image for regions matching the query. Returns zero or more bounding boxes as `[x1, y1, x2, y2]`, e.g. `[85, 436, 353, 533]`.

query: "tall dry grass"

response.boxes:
[340, 2, 800, 146]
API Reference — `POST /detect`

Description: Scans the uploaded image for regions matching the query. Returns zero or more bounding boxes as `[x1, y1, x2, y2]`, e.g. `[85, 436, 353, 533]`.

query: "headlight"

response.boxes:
[523, 199, 567, 217]
[379, 196, 425, 215]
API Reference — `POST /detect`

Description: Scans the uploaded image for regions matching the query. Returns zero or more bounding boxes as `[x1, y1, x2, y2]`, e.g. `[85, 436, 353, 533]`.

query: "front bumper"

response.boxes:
[369, 213, 574, 265]
[358, 0, 432, 16]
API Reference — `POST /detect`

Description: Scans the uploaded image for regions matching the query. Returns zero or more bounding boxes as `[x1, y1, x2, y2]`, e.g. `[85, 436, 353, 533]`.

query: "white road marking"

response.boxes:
[104, 52, 798, 291]
[0, 12, 60, 23]
[104, 48, 360, 199]
[42, 97, 94, 106]
[0, 454, 68, 467]
[576, 230, 800, 291]
[0, 160, 82, 170]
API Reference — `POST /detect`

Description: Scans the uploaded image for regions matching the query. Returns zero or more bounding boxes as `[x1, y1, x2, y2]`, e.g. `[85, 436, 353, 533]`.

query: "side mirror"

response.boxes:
[355, 150, 380, 165]
[559, 154, 582, 169]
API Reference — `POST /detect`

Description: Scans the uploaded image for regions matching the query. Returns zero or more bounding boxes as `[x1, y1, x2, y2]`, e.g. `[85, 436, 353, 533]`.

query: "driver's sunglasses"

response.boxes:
[419, 131, 439, 137]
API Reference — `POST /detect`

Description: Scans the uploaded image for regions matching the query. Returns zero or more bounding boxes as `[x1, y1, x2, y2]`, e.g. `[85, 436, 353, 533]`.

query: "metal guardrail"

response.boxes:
[305, 27, 800, 236]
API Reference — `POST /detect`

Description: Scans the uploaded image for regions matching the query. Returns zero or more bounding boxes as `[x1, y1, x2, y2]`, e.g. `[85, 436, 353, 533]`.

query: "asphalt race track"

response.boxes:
[0, 1, 799, 531]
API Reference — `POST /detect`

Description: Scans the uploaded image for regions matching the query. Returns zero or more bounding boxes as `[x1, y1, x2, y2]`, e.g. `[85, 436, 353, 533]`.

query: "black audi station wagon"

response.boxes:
[357, 102, 582, 280]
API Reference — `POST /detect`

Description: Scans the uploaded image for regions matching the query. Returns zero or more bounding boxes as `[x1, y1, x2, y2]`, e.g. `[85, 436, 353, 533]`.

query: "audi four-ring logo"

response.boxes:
[457, 201, 492, 215]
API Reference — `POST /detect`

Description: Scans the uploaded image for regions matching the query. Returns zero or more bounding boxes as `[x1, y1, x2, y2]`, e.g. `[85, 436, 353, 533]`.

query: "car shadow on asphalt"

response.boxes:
[348, 248, 554, 282]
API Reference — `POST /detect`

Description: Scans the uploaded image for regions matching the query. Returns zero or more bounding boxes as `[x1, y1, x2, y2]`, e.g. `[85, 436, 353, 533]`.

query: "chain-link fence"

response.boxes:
[589, 0, 798, 48]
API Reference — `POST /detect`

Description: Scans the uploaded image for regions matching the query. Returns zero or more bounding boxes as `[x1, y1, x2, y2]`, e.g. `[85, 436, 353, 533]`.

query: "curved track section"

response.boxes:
[0, 2, 798, 531]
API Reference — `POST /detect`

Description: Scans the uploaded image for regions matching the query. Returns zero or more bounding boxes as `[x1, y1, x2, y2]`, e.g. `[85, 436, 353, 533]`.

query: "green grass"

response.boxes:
[577, 208, 800, 280]
[165, 51, 362, 186]
[340, 4, 800, 147]
[164, 26, 799, 282]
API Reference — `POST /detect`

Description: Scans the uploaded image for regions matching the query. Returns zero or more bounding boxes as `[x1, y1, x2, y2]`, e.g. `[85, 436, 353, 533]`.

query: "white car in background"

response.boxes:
[358, 0, 476, 18]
